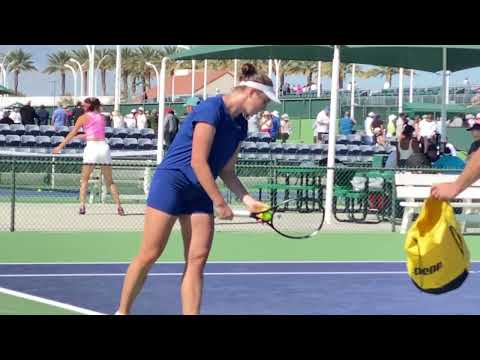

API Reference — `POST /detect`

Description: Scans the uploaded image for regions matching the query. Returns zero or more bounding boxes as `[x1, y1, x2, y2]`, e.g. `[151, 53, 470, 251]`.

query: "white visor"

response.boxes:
[239, 81, 281, 104]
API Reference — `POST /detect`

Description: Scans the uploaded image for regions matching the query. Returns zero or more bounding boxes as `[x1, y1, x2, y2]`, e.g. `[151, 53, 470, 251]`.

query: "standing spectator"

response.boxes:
[339, 110, 356, 135]
[36, 105, 50, 126]
[444, 137, 457, 157]
[147, 110, 157, 131]
[466, 114, 475, 128]
[135, 107, 148, 130]
[432, 146, 465, 170]
[164, 108, 179, 147]
[371, 114, 385, 145]
[364, 112, 375, 144]
[467, 124, 480, 160]
[279, 114, 293, 143]
[10, 107, 22, 124]
[247, 112, 259, 134]
[65, 107, 74, 126]
[286, 83, 291, 94]
[20, 101, 37, 125]
[271, 110, 281, 142]
[396, 125, 420, 167]
[395, 112, 408, 137]
[260, 111, 273, 134]
[310, 83, 317, 95]
[418, 114, 438, 145]
[295, 84, 303, 95]
[52, 104, 69, 130]
[0, 111, 14, 125]
[71, 102, 84, 124]
[412, 115, 421, 139]
[112, 111, 125, 128]
[314, 106, 330, 144]
[124, 109, 137, 128]
[386, 114, 397, 138]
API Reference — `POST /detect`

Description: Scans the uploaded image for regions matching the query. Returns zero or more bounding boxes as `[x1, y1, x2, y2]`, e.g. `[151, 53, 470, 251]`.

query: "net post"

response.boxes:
[10, 160, 16, 232]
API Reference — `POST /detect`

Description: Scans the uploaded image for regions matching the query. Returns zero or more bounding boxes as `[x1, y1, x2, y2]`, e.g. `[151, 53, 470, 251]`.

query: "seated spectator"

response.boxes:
[71, 102, 84, 124]
[371, 115, 385, 145]
[247, 112, 260, 134]
[419, 114, 437, 139]
[339, 111, 356, 135]
[396, 125, 420, 167]
[36, 105, 50, 126]
[136, 107, 148, 130]
[386, 114, 397, 138]
[467, 123, 480, 160]
[10, 107, 22, 124]
[405, 147, 433, 169]
[124, 109, 137, 128]
[0, 111, 14, 125]
[432, 147, 465, 170]
[279, 114, 292, 143]
[112, 111, 125, 128]
[466, 114, 476, 128]
[260, 111, 273, 135]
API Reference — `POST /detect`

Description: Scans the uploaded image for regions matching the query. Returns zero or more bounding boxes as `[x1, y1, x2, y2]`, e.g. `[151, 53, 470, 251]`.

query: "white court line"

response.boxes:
[0, 286, 104, 315]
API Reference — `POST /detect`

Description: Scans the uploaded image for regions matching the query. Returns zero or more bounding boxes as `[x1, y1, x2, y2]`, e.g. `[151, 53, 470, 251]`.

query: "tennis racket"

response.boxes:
[233, 198, 324, 239]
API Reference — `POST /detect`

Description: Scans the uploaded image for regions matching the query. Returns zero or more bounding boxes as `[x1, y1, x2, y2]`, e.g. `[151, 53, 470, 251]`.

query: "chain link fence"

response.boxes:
[0, 158, 469, 233]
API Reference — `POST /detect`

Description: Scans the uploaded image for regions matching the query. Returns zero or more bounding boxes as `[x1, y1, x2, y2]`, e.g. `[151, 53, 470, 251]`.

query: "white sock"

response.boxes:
[115, 311, 126, 315]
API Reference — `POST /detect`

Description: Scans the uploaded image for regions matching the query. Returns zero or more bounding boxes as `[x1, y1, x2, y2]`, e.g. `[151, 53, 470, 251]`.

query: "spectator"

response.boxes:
[371, 114, 385, 145]
[247, 112, 260, 134]
[10, 107, 22, 124]
[136, 107, 148, 130]
[314, 106, 330, 144]
[395, 112, 408, 137]
[164, 108, 179, 147]
[147, 110, 157, 131]
[386, 114, 397, 138]
[476, 113, 480, 125]
[432, 146, 465, 170]
[36, 105, 50, 126]
[52, 104, 69, 130]
[339, 110, 356, 135]
[124, 109, 137, 128]
[396, 125, 420, 167]
[467, 123, 480, 159]
[279, 114, 292, 143]
[65, 107, 74, 126]
[260, 111, 273, 134]
[71, 102, 84, 124]
[412, 115, 421, 139]
[310, 83, 317, 94]
[112, 111, 125, 128]
[418, 114, 438, 140]
[405, 146, 433, 169]
[0, 111, 14, 125]
[466, 114, 475, 128]
[444, 137, 457, 157]
[449, 116, 463, 127]
[271, 110, 281, 142]
[295, 84, 302, 95]
[184, 96, 201, 115]
[364, 112, 375, 144]
[20, 101, 37, 125]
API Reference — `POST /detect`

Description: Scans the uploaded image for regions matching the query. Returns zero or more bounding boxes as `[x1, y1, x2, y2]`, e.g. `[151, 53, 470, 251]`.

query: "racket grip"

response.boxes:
[233, 209, 252, 218]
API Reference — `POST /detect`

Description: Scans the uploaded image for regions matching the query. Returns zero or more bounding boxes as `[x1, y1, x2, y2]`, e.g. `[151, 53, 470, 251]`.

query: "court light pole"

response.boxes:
[94, 54, 112, 97]
[69, 58, 84, 98]
[85, 45, 95, 97]
[65, 64, 77, 102]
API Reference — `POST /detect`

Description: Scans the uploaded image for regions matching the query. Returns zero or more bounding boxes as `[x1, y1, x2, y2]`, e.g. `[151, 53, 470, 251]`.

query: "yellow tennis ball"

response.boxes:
[259, 211, 272, 221]
[37, 188, 42, 192]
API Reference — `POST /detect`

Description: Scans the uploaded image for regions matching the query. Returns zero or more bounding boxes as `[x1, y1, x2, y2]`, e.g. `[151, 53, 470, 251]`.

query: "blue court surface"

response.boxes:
[1, 261, 480, 315]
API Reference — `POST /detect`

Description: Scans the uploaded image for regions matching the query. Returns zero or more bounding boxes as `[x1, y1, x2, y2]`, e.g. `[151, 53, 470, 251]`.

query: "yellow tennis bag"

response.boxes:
[404, 197, 470, 294]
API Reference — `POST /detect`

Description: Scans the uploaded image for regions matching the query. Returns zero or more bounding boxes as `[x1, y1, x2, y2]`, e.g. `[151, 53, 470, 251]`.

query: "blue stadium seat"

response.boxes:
[246, 133, 260, 143]
[347, 134, 362, 145]
[123, 138, 138, 150]
[140, 128, 155, 139]
[297, 144, 312, 161]
[25, 124, 40, 136]
[108, 137, 124, 150]
[39, 125, 55, 137]
[0, 134, 5, 146]
[256, 142, 271, 160]
[258, 132, 271, 143]
[126, 128, 141, 139]
[113, 128, 128, 139]
[57, 126, 70, 137]
[269, 143, 284, 160]
[51, 136, 65, 147]
[21, 135, 36, 147]
[336, 135, 349, 145]
[6, 135, 21, 147]
[36, 136, 51, 148]
[138, 138, 154, 150]
[66, 138, 82, 149]
[152, 138, 157, 149]
[104, 127, 113, 138]
[335, 144, 349, 162]
[0, 124, 12, 136]
[10, 124, 25, 136]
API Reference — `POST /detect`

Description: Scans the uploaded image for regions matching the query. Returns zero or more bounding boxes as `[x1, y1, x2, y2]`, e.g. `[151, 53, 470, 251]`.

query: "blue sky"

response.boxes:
[1, 45, 480, 96]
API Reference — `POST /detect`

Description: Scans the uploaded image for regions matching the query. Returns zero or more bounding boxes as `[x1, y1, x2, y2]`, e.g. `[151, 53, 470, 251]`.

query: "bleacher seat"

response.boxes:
[123, 138, 138, 150]
[256, 142, 271, 160]
[282, 144, 299, 161]
[36, 136, 51, 148]
[348, 134, 362, 145]
[10, 124, 25, 136]
[51, 136, 64, 147]
[258, 132, 271, 143]
[69, 126, 84, 134]
[0, 124, 12, 136]
[0, 134, 5, 146]
[360, 145, 374, 162]
[242, 141, 257, 154]
[311, 144, 327, 161]
[113, 128, 128, 139]
[335, 144, 349, 162]
[361, 135, 374, 145]
[66, 138, 82, 149]
[25, 124, 40, 136]
[39, 125, 55, 137]
[320, 134, 329, 143]
[104, 127, 113, 138]
[57, 126, 70, 137]
[126, 128, 141, 139]
[5, 135, 21, 147]
[347, 145, 361, 162]
[138, 138, 154, 150]
[108, 137, 124, 150]
[36, 147, 49, 154]
[140, 128, 155, 139]
[21, 135, 36, 147]
[336, 135, 349, 145]
[246, 133, 260, 143]
[269, 143, 284, 160]
[297, 144, 312, 161]
[152, 138, 157, 149]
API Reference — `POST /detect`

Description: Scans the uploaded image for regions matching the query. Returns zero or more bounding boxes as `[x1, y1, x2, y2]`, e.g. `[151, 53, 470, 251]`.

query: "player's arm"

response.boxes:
[191, 122, 227, 208]
[53, 116, 86, 153]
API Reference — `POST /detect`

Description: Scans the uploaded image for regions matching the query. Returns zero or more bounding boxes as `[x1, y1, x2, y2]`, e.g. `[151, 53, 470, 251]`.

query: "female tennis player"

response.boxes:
[52, 97, 125, 216]
[115, 63, 279, 315]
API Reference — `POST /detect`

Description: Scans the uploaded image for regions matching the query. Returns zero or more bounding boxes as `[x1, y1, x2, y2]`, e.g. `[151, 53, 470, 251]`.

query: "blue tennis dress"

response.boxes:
[147, 96, 248, 215]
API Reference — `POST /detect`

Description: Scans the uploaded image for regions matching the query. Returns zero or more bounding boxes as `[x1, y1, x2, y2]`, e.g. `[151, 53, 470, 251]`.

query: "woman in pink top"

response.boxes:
[53, 98, 125, 216]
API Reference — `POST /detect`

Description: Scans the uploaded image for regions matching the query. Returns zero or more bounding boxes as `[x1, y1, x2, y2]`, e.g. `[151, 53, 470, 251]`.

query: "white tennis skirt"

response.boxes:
[82, 140, 112, 165]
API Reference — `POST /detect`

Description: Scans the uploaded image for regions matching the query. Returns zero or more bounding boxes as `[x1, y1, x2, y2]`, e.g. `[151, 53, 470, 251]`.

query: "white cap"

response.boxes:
[388, 114, 397, 122]
[368, 112, 376, 117]
[272, 110, 279, 117]
[131, 109, 136, 113]
[138, 107, 144, 111]
[239, 80, 281, 104]
[281, 113, 289, 119]
[476, 113, 480, 119]
[466, 114, 475, 120]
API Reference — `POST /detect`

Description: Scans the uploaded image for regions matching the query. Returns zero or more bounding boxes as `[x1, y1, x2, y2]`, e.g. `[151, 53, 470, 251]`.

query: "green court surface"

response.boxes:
[0, 292, 81, 315]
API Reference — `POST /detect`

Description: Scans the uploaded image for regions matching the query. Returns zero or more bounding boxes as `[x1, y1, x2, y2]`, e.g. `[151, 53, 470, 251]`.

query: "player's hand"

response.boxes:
[243, 195, 270, 214]
[52, 146, 62, 155]
[431, 182, 461, 201]
[215, 202, 234, 220]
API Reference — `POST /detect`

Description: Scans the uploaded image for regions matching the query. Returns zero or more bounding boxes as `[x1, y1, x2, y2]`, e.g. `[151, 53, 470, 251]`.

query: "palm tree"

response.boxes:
[43, 51, 72, 96]
[5, 49, 37, 95]
[95, 48, 115, 96]
[70, 48, 90, 95]
[120, 48, 137, 99]
[359, 66, 413, 89]
[317, 63, 366, 90]
[135, 46, 161, 93]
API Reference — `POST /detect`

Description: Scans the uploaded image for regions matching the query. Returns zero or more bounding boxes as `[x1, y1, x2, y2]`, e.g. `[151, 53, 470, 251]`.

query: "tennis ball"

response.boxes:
[37, 188, 42, 192]
[259, 212, 272, 221]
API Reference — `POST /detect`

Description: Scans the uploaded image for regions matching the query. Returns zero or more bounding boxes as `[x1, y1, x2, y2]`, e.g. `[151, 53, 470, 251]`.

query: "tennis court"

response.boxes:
[1, 231, 480, 315]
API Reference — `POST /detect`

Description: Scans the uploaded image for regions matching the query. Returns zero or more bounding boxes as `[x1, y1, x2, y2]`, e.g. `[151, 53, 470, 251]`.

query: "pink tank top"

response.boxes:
[83, 112, 105, 140]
